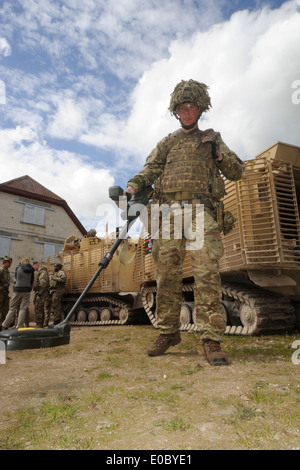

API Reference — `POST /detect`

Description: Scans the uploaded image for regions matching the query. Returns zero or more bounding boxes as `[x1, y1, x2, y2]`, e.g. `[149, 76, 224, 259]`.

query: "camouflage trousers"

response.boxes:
[51, 289, 64, 323]
[0, 291, 10, 327]
[152, 206, 225, 342]
[34, 292, 48, 326]
[44, 292, 52, 326]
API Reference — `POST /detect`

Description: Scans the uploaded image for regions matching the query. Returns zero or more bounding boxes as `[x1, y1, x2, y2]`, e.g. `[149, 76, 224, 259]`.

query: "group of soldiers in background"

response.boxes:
[0, 230, 97, 331]
[32, 261, 66, 328]
[0, 256, 66, 331]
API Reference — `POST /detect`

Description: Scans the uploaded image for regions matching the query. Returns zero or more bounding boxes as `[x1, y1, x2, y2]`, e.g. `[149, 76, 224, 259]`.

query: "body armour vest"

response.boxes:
[160, 128, 225, 201]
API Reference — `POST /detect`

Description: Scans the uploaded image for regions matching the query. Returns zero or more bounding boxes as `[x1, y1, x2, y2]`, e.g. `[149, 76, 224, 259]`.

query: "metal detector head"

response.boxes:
[0, 324, 71, 351]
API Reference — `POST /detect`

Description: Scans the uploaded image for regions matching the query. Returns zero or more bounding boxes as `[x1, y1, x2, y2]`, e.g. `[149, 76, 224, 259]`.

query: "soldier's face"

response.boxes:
[176, 103, 201, 129]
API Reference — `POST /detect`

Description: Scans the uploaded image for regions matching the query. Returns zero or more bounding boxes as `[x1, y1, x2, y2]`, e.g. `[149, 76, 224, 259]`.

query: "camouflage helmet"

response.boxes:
[87, 229, 97, 237]
[168, 79, 211, 116]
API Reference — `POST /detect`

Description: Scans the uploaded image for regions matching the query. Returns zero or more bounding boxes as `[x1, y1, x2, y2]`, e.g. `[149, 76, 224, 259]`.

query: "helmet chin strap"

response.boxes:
[179, 119, 198, 130]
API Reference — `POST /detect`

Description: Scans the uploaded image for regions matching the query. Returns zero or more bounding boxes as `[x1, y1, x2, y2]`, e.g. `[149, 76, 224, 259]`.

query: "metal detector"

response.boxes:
[0, 185, 153, 351]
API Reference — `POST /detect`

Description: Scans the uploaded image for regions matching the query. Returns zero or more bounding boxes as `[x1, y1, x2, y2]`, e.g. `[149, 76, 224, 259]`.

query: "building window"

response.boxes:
[0, 236, 11, 258]
[43, 243, 64, 258]
[23, 204, 45, 226]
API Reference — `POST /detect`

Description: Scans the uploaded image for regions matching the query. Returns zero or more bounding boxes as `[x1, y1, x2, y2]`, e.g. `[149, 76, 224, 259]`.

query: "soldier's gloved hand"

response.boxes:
[201, 137, 223, 162]
[117, 187, 133, 211]
[125, 185, 135, 196]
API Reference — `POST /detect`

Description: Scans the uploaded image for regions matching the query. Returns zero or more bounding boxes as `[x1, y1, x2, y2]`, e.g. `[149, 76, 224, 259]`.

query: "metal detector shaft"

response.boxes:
[57, 219, 134, 326]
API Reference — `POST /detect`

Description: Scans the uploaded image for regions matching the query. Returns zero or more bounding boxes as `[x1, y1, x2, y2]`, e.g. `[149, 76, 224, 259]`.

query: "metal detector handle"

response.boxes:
[56, 219, 134, 326]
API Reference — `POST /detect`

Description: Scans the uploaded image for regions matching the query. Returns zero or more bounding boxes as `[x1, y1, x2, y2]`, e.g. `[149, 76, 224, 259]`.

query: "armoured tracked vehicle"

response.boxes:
[43, 232, 147, 326]
[218, 141, 300, 334]
[44, 141, 300, 335]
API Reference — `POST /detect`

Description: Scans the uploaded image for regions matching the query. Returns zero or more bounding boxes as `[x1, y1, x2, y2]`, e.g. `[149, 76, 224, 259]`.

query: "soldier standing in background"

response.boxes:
[86, 229, 97, 237]
[2, 257, 34, 329]
[50, 263, 66, 325]
[43, 287, 52, 327]
[32, 261, 49, 328]
[0, 256, 12, 331]
[126, 79, 244, 365]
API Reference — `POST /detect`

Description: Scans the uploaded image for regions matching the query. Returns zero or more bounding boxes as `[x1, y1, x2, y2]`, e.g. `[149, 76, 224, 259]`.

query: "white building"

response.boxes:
[0, 175, 86, 275]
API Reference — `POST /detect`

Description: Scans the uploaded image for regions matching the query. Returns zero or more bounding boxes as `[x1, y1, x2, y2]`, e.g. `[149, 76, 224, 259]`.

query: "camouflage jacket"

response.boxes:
[50, 269, 66, 293]
[128, 128, 244, 202]
[0, 266, 10, 292]
[33, 266, 49, 296]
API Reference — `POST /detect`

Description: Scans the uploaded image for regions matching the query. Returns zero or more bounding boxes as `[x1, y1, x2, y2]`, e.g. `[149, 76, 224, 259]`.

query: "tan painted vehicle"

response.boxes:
[44, 142, 300, 335]
[216, 141, 300, 335]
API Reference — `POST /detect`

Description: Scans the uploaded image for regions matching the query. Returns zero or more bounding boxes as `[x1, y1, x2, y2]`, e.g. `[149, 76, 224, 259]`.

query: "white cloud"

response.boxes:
[0, 126, 114, 220]
[0, 37, 11, 57]
[76, 1, 300, 167]
[111, 0, 300, 164]
[0, 0, 225, 78]
[0, 0, 300, 231]
[47, 97, 88, 140]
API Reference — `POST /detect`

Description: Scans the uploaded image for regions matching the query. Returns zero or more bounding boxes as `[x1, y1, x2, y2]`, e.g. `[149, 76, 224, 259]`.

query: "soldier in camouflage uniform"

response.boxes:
[32, 261, 49, 328]
[43, 287, 52, 327]
[127, 79, 244, 365]
[0, 256, 12, 331]
[50, 263, 66, 325]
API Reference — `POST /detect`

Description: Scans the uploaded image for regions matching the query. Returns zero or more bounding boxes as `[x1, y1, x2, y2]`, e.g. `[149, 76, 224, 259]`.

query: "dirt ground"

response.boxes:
[0, 324, 299, 451]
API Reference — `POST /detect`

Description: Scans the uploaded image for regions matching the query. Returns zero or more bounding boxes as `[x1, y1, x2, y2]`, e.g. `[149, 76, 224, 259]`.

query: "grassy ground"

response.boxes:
[0, 325, 299, 450]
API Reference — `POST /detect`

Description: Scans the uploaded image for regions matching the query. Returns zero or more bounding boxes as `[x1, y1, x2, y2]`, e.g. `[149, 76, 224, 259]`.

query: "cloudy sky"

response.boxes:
[0, 0, 299, 234]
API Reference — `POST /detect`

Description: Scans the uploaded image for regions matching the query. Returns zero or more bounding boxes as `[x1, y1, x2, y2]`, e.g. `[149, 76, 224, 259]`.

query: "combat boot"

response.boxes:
[147, 331, 181, 356]
[203, 339, 229, 366]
